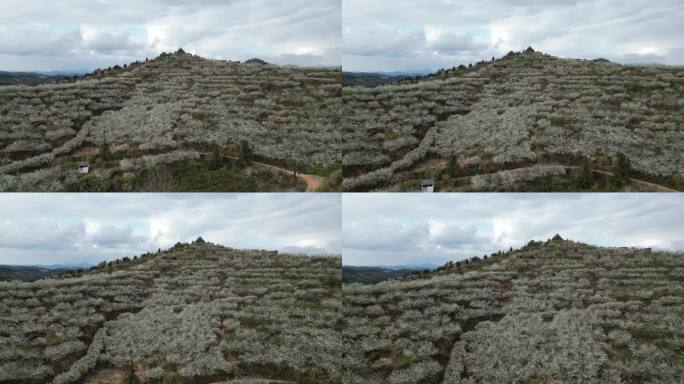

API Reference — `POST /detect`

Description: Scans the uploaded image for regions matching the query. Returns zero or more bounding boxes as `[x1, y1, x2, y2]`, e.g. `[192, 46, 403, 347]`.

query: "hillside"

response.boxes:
[0, 51, 341, 192]
[342, 49, 684, 191]
[0, 240, 342, 384]
[342, 237, 684, 383]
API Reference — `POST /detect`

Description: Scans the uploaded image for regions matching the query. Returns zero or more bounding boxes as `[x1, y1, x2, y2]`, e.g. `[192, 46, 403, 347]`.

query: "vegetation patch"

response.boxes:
[343, 237, 684, 383]
[343, 49, 684, 191]
[0, 240, 342, 384]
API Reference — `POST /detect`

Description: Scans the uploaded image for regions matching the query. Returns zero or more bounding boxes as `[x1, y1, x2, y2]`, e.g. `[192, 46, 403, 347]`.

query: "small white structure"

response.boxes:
[421, 179, 435, 192]
[77, 162, 89, 174]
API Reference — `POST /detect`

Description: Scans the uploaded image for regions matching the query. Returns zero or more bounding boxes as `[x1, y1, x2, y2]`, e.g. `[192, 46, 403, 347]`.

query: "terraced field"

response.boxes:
[0, 240, 342, 383]
[0, 51, 341, 191]
[342, 50, 684, 191]
[342, 237, 684, 383]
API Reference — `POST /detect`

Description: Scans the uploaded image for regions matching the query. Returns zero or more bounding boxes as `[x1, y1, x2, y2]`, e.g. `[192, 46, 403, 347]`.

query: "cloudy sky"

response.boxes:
[343, 194, 684, 266]
[0, 0, 340, 72]
[343, 0, 684, 72]
[0, 194, 341, 266]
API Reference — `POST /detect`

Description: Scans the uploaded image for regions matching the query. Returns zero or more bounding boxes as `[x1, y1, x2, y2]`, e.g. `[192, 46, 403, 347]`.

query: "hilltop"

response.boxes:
[342, 237, 684, 383]
[342, 49, 684, 191]
[0, 240, 342, 384]
[0, 50, 341, 192]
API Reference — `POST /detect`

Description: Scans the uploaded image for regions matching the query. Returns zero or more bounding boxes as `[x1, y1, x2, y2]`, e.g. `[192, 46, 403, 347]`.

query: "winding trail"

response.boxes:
[58, 146, 323, 191]
[563, 165, 677, 192]
[409, 159, 678, 192]
[209, 380, 294, 384]
[68, 147, 323, 192]
[218, 154, 323, 192]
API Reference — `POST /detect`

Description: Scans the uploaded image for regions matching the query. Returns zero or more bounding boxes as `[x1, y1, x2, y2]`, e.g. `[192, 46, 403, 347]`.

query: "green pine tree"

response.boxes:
[572, 157, 594, 190]
[123, 364, 138, 384]
[209, 145, 223, 170]
[99, 142, 113, 162]
[610, 153, 631, 188]
[447, 153, 461, 177]
[239, 140, 252, 167]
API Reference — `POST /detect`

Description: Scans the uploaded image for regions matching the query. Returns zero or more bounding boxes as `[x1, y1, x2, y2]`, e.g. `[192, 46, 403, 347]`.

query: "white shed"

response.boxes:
[421, 179, 434, 192]
[77, 162, 89, 174]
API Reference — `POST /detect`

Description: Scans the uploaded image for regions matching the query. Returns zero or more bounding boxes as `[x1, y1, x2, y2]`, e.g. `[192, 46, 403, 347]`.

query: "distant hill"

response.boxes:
[244, 57, 268, 65]
[342, 237, 684, 383]
[378, 263, 437, 270]
[342, 72, 413, 87]
[35, 69, 90, 77]
[34, 262, 94, 269]
[0, 265, 71, 281]
[342, 265, 429, 283]
[0, 71, 65, 86]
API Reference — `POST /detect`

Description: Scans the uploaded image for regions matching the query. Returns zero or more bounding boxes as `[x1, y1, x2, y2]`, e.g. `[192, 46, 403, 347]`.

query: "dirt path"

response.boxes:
[73, 145, 100, 157]
[564, 166, 677, 192]
[412, 158, 448, 173]
[210, 380, 294, 384]
[220, 154, 323, 192]
[84, 368, 125, 384]
[84, 369, 293, 384]
[69, 148, 324, 192]
[409, 158, 677, 192]
[298, 173, 323, 192]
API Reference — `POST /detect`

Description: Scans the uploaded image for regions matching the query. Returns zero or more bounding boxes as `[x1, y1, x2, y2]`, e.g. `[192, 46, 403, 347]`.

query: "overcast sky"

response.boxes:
[343, 194, 684, 266]
[0, 0, 341, 72]
[0, 194, 341, 266]
[343, 0, 684, 72]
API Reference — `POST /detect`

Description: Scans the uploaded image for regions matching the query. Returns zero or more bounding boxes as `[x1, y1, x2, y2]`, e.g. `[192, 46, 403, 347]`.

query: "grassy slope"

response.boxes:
[342, 238, 684, 383]
[0, 241, 342, 384]
[342, 50, 684, 191]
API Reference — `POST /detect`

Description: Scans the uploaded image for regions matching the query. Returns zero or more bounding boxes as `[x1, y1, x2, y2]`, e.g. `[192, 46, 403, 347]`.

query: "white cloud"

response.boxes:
[0, 0, 340, 71]
[0, 194, 341, 265]
[343, 0, 684, 72]
[342, 194, 684, 266]
[81, 28, 144, 53]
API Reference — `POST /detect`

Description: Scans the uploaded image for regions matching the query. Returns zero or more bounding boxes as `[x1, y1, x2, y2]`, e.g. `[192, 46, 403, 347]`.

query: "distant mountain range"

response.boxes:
[35, 69, 91, 76]
[0, 262, 94, 282]
[0, 71, 64, 86]
[342, 71, 429, 87]
[0, 265, 69, 281]
[0, 69, 91, 86]
[375, 263, 437, 270]
[342, 264, 436, 284]
[35, 262, 94, 269]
